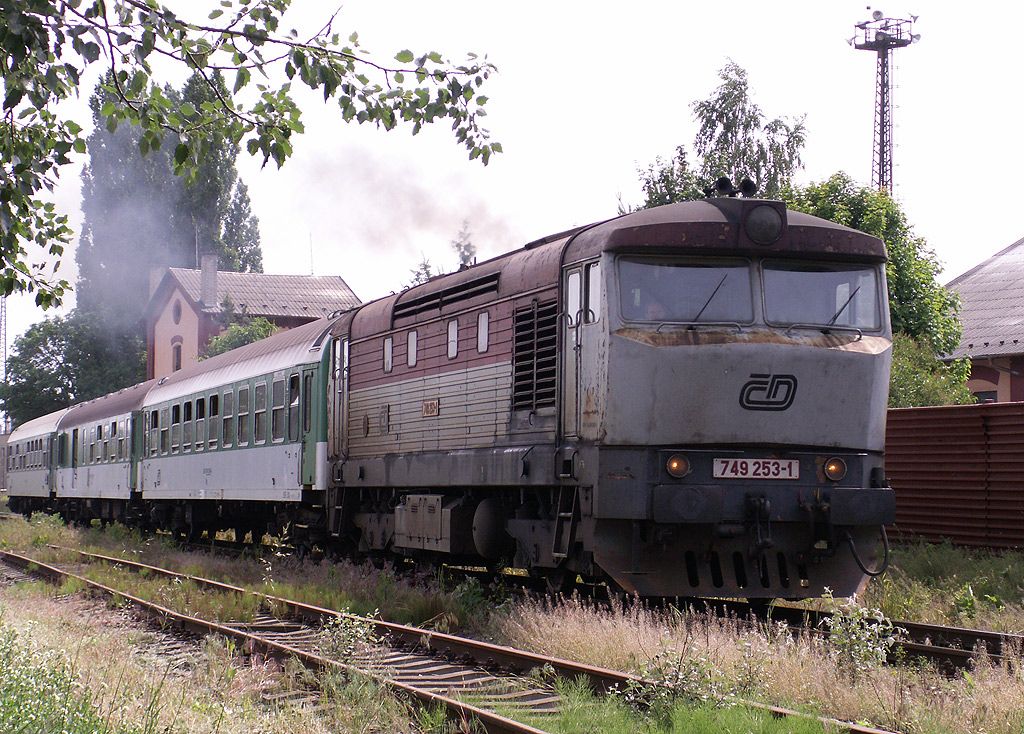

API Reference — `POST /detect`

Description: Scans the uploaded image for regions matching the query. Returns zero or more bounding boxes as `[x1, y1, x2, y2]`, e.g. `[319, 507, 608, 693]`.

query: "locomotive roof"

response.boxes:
[144, 315, 340, 406]
[8, 407, 71, 441]
[563, 198, 887, 263]
[59, 379, 159, 429]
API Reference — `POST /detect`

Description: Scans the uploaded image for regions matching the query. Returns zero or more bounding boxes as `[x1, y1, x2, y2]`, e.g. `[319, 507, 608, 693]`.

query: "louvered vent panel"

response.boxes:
[512, 300, 558, 410]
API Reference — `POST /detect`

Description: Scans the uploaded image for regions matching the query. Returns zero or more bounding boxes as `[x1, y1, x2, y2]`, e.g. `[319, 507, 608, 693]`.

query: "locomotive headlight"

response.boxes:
[666, 454, 690, 478]
[745, 204, 784, 245]
[824, 457, 847, 481]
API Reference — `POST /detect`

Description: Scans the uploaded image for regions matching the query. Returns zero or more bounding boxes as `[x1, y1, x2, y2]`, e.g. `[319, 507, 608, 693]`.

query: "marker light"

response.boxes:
[824, 457, 848, 481]
[666, 454, 690, 478]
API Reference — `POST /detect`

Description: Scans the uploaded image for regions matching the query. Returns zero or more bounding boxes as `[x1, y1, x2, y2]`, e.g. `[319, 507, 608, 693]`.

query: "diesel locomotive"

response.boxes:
[5, 194, 895, 599]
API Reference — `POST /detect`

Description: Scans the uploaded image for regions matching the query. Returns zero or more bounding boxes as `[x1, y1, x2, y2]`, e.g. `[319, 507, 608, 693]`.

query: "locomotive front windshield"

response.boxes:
[619, 258, 754, 323]
[618, 257, 882, 329]
[762, 262, 880, 329]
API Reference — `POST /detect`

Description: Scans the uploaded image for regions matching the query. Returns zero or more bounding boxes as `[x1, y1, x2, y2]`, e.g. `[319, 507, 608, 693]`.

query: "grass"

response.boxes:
[0, 581, 418, 734]
[5, 514, 1024, 732]
[500, 677, 832, 734]
[862, 539, 1024, 631]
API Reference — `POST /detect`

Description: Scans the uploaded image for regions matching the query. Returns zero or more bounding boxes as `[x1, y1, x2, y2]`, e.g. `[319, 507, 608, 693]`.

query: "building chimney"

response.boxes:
[149, 267, 166, 298]
[200, 255, 218, 308]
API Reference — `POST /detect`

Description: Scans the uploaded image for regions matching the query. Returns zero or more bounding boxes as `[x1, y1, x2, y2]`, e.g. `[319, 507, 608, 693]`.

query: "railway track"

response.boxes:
[699, 599, 1022, 672]
[0, 547, 896, 734]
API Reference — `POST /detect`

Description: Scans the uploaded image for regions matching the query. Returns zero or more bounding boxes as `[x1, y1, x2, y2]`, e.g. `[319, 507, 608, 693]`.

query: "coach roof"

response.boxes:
[60, 380, 159, 429]
[144, 316, 338, 406]
[9, 407, 71, 442]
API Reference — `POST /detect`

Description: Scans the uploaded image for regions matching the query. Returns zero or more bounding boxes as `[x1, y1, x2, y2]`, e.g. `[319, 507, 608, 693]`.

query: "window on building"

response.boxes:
[172, 343, 182, 372]
[237, 386, 250, 445]
[477, 312, 489, 353]
[172, 300, 182, 324]
[447, 320, 458, 359]
[974, 390, 998, 403]
[222, 391, 235, 447]
[407, 331, 417, 367]
[272, 379, 285, 442]
[254, 382, 267, 444]
[383, 336, 393, 373]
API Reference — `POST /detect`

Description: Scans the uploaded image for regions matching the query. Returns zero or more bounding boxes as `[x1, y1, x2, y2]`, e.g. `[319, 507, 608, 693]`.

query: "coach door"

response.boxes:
[329, 338, 349, 461]
[300, 367, 319, 486]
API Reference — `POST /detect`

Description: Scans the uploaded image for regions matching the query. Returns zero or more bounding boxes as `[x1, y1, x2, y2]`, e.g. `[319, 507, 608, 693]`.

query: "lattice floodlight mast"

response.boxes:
[851, 9, 920, 192]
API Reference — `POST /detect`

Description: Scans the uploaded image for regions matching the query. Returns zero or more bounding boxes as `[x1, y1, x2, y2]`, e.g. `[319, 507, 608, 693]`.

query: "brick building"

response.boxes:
[946, 236, 1024, 402]
[145, 255, 360, 379]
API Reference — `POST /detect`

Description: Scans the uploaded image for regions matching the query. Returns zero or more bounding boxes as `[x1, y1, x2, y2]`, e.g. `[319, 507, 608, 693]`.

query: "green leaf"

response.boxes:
[209, 9, 224, 18]
[100, 101, 116, 117]
[174, 143, 189, 165]
[73, 139, 86, 154]
[395, 50, 414, 63]
[180, 102, 196, 117]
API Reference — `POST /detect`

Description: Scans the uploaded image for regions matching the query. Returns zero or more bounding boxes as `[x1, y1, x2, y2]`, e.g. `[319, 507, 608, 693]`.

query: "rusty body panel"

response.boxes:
[886, 402, 1024, 548]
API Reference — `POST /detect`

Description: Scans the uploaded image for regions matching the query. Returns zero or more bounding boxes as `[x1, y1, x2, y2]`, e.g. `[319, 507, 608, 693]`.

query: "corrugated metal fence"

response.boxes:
[886, 402, 1024, 548]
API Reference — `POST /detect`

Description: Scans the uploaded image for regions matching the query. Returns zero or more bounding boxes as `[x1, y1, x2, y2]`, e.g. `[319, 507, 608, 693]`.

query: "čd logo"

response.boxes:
[739, 373, 798, 411]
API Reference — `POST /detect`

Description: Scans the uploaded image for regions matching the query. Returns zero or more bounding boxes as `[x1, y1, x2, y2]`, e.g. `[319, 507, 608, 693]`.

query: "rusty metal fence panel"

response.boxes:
[886, 402, 1024, 548]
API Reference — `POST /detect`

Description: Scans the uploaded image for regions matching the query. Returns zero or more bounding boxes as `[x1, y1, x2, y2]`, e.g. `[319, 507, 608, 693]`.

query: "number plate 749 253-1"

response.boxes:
[713, 458, 799, 480]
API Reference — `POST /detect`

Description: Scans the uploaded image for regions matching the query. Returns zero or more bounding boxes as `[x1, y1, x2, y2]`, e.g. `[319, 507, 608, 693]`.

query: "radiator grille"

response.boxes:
[512, 300, 558, 410]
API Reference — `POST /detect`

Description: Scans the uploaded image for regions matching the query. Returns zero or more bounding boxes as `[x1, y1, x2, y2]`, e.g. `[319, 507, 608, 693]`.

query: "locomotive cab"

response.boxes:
[558, 198, 895, 598]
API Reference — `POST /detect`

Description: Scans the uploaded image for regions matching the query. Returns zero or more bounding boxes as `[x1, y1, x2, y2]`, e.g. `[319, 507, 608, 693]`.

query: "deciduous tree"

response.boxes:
[0, 310, 146, 426]
[1, 0, 499, 308]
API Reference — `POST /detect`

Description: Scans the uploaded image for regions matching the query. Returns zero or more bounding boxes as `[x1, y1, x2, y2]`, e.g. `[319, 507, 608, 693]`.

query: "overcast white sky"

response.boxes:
[8, 0, 1021, 347]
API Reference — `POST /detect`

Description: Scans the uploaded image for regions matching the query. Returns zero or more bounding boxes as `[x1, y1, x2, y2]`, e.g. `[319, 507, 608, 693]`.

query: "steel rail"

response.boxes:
[41, 546, 895, 734]
[0, 549, 549, 734]
[697, 599, 1019, 671]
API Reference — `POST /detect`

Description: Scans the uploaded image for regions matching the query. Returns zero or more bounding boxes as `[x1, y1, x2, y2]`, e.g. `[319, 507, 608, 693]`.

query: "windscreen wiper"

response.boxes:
[692, 274, 728, 322]
[827, 286, 861, 326]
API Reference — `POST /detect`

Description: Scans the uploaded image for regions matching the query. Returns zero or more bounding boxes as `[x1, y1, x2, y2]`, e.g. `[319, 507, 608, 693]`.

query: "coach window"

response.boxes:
[477, 312, 489, 353]
[272, 379, 286, 442]
[160, 408, 170, 454]
[107, 421, 116, 461]
[585, 262, 601, 323]
[237, 386, 251, 445]
[447, 320, 458, 359]
[208, 394, 219, 448]
[95, 425, 103, 463]
[58, 434, 67, 467]
[183, 401, 193, 452]
[171, 404, 181, 453]
[383, 336, 393, 373]
[118, 419, 126, 460]
[288, 374, 300, 441]
[222, 391, 235, 448]
[149, 410, 159, 456]
[195, 397, 206, 451]
[407, 331, 417, 367]
[254, 382, 268, 444]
